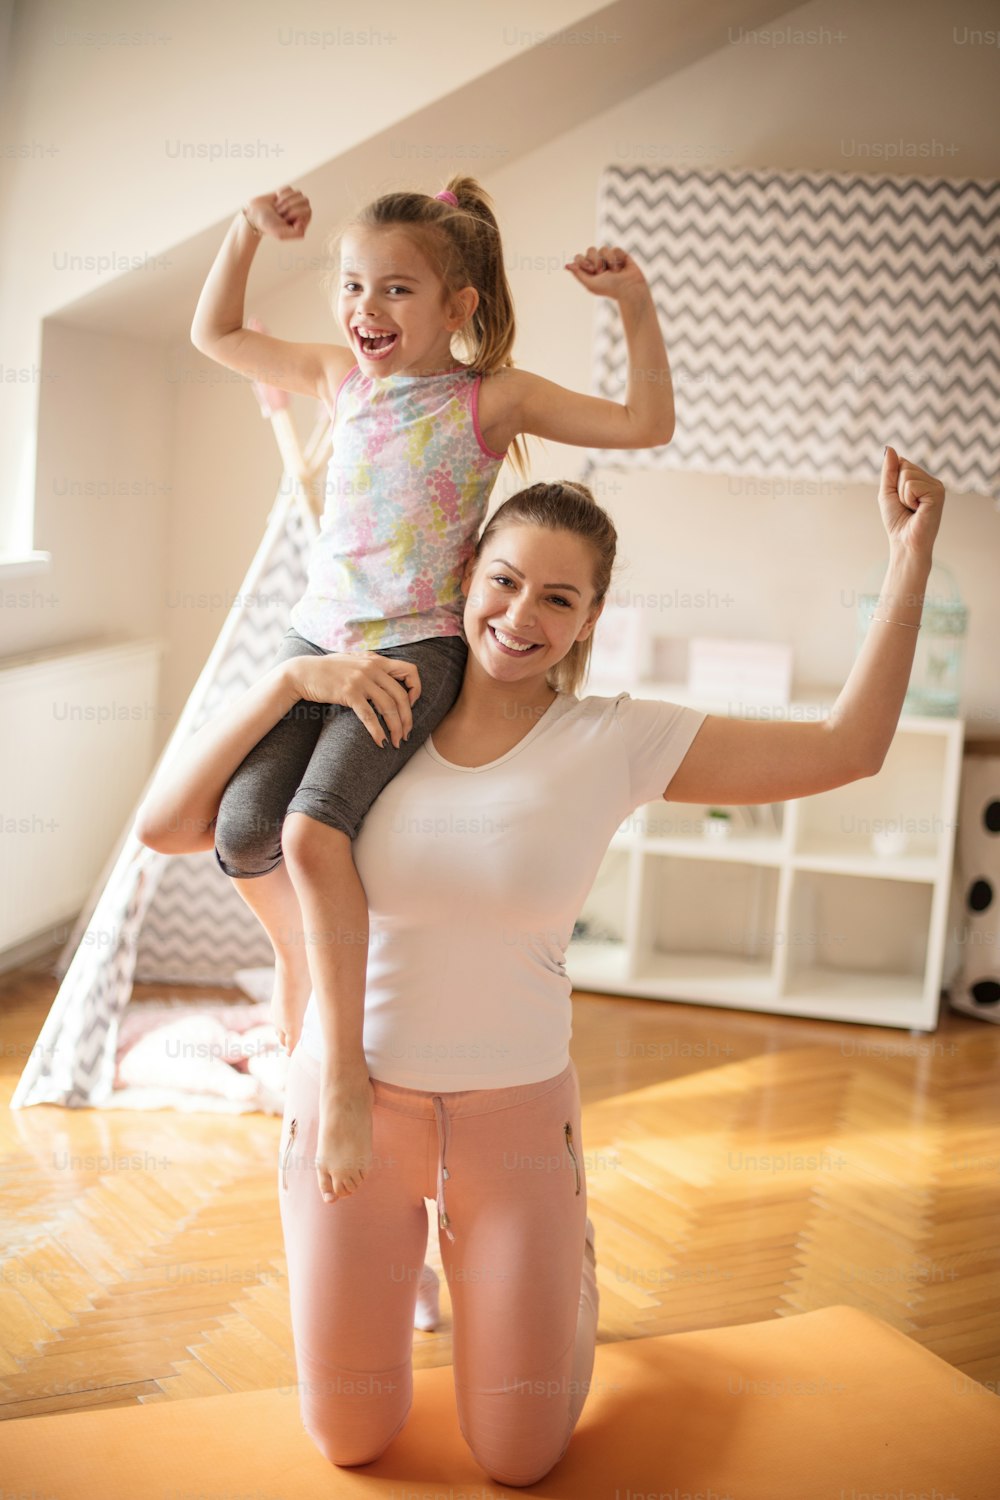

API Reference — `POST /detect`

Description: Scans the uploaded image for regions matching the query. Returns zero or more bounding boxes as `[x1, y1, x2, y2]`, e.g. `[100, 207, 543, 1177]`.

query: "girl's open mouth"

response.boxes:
[355, 329, 398, 359]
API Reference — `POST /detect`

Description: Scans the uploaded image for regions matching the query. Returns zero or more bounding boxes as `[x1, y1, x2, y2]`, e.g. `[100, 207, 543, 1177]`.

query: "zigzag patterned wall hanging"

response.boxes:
[584, 165, 999, 500]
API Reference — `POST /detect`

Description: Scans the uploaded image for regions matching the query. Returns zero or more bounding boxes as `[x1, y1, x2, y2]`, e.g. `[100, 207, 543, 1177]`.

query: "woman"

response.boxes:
[135, 444, 943, 1486]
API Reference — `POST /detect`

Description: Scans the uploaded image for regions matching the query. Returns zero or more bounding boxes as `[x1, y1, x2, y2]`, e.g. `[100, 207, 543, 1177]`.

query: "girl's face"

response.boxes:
[460, 524, 604, 687]
[338, 226, 476, 376]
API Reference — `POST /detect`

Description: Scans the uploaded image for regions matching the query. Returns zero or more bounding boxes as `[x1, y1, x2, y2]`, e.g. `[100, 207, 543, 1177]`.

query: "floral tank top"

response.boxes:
[288, 364, 507, 652]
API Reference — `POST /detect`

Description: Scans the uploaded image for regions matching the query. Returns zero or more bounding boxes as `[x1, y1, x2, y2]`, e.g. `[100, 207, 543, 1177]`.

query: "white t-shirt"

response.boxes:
[296, 691, 707, 1089]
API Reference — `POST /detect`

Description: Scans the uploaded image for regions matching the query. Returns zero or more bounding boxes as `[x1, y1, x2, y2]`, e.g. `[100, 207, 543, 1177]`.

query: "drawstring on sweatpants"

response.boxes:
[431, 1095, 455, 1243]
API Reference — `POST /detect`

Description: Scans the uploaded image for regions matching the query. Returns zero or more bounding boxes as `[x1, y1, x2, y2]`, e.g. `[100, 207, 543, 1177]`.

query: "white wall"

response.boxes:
[31, 321, 171, 644]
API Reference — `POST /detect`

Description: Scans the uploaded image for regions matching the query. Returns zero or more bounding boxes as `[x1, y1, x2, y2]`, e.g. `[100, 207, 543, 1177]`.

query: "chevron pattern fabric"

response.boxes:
[17, 846, 162, 1107]
[586, 165, 999, 498]
[191, 502, 312, 732]
[135, 505, 312, 985]
[15, 501, 314, 1108]
[134, 853, 274, 985]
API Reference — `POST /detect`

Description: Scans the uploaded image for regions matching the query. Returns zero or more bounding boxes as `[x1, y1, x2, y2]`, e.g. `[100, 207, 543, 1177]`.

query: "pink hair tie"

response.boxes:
[434, 189, 458, 206]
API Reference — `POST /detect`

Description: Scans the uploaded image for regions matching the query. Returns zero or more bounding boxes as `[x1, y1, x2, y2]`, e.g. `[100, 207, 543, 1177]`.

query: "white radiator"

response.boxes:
[0, 636, 163, 965]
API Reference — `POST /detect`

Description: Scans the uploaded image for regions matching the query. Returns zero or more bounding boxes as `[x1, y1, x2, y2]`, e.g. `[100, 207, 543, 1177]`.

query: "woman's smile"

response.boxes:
[488, 624, 542, 656]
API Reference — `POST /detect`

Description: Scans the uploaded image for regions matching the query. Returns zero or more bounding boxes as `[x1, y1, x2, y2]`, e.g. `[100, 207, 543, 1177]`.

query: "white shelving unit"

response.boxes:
[568, 682, 965, 1031]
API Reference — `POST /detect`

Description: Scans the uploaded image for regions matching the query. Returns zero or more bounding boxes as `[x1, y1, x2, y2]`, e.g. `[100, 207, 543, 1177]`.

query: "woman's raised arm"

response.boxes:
[664, 446, 944, 805]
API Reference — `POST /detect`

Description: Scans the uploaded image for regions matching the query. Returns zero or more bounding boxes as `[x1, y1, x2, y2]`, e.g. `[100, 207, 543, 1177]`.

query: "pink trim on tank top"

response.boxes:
[328, 361, 360, 425]
[471, 373, 507, 461]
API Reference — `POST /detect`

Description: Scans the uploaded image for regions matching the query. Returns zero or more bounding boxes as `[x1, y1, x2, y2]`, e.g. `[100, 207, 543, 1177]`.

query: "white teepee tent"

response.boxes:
[13, 382, 330, 1110]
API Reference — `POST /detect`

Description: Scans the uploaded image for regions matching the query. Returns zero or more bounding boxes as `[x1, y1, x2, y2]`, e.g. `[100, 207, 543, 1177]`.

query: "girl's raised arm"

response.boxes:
[491, 245, 674, 453]
[190, 186, 353, 407]
[663, 446, 945, 805]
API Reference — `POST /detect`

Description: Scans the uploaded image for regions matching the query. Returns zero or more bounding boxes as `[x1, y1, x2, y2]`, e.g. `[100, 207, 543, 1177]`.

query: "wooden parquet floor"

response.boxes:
[1, 955, 998, 1421]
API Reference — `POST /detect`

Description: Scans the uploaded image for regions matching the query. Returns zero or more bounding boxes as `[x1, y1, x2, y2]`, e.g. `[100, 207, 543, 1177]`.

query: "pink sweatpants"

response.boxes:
[277, 1043, 600, 1487]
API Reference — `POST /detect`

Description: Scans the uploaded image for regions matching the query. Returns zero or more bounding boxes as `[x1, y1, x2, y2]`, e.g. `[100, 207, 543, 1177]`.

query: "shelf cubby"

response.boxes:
[791, 727, 952, 870]
[778, 868, 933, 1023]
[632, 854, 780, 1002]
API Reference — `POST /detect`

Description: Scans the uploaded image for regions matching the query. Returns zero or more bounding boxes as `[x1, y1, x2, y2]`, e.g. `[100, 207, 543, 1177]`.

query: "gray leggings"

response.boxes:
[214, 628, 467, 879]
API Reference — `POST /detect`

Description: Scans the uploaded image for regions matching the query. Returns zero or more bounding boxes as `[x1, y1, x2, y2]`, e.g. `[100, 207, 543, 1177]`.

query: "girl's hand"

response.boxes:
[282, 652, 421, 749]
[564, 244, 648, 300]
[878, 445, 945, 565]
[242, 186, 312, 240]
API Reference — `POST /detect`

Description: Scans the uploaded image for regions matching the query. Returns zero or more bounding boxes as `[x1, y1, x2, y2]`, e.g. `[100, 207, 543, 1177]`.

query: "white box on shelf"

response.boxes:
[687, 638, 793, 706]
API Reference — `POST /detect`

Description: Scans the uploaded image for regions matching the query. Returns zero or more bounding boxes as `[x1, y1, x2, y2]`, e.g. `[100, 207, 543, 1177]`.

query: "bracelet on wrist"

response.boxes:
[870, 614, 921, 630]
[240, 205, 262, 237]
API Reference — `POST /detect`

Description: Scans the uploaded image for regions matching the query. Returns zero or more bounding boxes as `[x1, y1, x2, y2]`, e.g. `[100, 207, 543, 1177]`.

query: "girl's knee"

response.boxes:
[213, 807, 283, 878]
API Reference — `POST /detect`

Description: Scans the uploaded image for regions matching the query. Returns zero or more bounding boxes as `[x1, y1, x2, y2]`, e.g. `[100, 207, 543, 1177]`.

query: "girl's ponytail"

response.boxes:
[436, 177, 515, 366]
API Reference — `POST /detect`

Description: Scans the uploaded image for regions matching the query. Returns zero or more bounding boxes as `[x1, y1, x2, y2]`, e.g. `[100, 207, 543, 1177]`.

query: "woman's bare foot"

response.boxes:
[270, 958, 313, 1053]
[316, 1066, 375, 1201]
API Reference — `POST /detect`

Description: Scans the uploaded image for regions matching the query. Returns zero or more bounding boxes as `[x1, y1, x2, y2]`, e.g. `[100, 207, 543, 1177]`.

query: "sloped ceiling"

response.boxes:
[51, 0, 797, 341]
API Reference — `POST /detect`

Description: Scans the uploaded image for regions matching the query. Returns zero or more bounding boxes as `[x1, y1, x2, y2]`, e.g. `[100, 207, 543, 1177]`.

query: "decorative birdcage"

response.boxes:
[857, 561, 968, 717]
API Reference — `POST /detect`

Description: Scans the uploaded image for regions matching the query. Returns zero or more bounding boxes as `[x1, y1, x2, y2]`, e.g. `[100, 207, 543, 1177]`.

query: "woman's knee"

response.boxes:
[462, 1409, 568, 1489]
[301, 1384, 411, 1468]
[307, 1423, 394, 1469]
[470, 1440, 560, 1488]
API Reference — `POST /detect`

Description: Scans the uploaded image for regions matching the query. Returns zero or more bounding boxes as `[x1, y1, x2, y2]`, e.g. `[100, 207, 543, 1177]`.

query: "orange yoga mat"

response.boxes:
[1, 1305, 997, 1498]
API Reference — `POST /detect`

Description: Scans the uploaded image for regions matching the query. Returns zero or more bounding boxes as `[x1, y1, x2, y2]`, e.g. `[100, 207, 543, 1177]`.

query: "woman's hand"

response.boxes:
[315, 1071, 375, 1202]
[242, 186, 312, 240]
[282, 653, 422, 749]
[564, 244, 648, 301]
[878, 445, 945, 565]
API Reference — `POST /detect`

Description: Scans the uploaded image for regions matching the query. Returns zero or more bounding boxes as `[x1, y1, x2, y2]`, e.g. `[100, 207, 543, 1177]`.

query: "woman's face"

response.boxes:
[338, 226, 475, 376]
[461, 524, 604, 685]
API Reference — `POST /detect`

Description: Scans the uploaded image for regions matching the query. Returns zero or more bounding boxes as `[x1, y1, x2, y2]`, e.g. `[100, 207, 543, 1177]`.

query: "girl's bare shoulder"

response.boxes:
[475, 366, 530, 453]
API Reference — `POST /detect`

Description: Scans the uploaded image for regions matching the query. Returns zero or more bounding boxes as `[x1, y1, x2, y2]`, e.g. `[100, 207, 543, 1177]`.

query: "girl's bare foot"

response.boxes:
[270, 958, 313, 1053]
[316, 1067, 375, 1200]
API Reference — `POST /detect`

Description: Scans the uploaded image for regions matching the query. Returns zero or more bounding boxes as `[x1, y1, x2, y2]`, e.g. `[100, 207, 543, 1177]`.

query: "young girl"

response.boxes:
[188, 176, 676, 1203]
